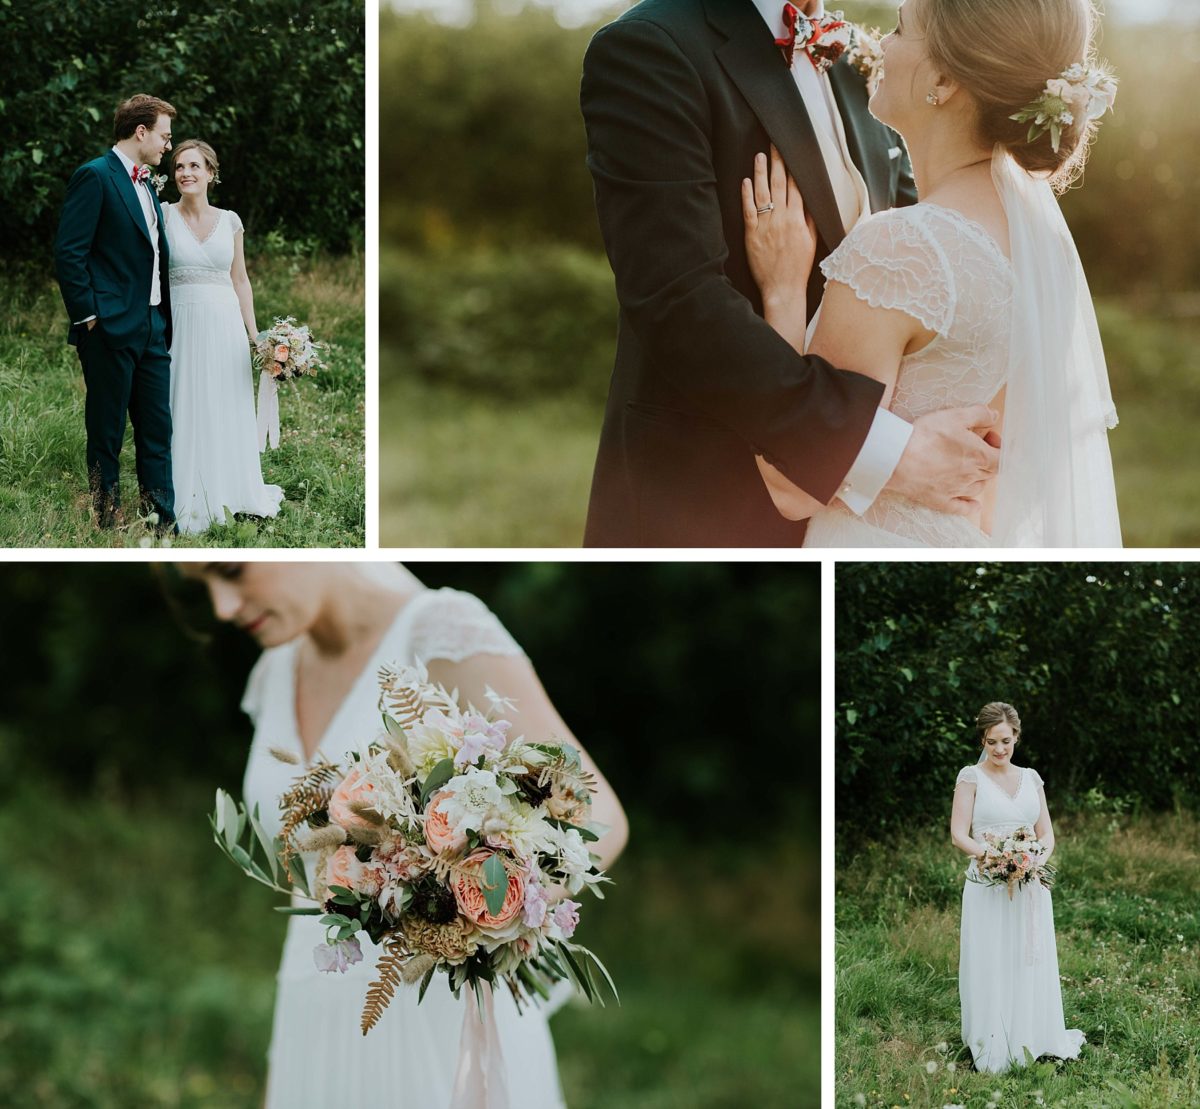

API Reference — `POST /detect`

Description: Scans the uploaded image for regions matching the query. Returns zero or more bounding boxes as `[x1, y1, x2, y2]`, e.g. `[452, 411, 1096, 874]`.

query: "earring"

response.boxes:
[926, 91, 940, 106]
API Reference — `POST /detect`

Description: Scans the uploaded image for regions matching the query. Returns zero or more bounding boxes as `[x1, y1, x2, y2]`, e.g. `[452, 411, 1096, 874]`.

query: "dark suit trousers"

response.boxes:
[78, 306, 175, 523]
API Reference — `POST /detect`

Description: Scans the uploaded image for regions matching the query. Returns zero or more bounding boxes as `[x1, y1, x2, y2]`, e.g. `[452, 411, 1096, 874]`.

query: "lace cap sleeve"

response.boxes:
[820, 208, 954, 336]
[956, 765, 978, 788]
[1028, 767, 1044, 789]
[227, 209, 244, 235]
[408, 588, 525, 665]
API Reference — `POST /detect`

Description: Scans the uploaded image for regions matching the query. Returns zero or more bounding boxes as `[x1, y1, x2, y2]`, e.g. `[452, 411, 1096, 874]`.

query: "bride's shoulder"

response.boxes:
[214, 207, 244, 233]
[955, 764, 979, 787]
[407, 588, 525, 664]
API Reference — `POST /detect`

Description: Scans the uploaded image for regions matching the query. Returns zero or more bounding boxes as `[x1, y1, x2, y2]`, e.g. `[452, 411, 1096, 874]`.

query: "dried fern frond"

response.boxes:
[278, 758, 344, 860]
[360, 935, 412, 1035]
[378, 668, 425, 730]
[268, 746, 301, 766]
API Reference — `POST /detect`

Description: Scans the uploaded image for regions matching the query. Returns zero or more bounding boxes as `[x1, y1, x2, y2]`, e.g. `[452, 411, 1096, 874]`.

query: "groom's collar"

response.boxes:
[111, 145, 136, 177]
[748, 0, 826, 41]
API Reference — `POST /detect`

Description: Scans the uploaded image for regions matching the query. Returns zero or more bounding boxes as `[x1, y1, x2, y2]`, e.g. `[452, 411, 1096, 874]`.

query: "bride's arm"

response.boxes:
[1033, 779, 1055, 863]
[425, 653, 629, 873]
[230, 226, 259, 340]
[950, 780, 987, 858]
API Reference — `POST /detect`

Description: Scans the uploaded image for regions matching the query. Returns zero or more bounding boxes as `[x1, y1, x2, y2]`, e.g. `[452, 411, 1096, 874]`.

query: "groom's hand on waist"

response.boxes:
[886, 405, 1001, 516]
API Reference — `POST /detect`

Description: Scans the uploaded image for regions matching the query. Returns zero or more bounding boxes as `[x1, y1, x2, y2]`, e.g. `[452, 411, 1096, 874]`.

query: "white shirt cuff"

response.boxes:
[837, 407, 912, 515]
[74, 315, 97, 325]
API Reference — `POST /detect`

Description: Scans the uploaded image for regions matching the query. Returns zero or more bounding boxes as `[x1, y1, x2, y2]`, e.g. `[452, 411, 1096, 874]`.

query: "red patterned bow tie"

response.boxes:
[776, 5, 853, 74]
[131, 164, 150, 186]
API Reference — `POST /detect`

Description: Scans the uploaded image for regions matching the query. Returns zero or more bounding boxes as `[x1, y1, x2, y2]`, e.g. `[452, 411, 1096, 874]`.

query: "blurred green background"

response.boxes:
[0, 562, 818, 1108]
[380, 0, 1200, 547]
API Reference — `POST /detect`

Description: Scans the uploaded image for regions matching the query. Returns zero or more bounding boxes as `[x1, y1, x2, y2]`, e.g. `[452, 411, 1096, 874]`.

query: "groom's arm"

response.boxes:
[581, 17, 886, 502]
[55, 164, 103, 326]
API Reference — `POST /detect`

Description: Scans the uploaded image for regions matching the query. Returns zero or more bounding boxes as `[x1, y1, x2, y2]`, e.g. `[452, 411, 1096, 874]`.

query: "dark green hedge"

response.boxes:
[0, 0, 364, 257]
[836, 563, 1200, 846]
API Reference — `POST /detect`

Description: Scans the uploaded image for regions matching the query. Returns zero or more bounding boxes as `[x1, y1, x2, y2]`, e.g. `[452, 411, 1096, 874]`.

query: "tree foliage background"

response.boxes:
[0, 0, 365, 256]
[0, 561, 819, 836]
[836, 562, 1200, 852]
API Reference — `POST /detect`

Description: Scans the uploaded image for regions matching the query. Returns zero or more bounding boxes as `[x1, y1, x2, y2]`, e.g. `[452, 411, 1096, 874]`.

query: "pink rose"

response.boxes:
[325, 845, 363, 892]
[273, 342, 290, 363]
[454, 849, 524, 928]
[424, 790, 468, 854]
[328, 766, 379, 831]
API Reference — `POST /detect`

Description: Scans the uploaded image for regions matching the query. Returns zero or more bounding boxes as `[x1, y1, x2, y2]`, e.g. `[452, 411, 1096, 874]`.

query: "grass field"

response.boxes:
[836, 810, 1200, 1109]
[0, 779, 817, 1108]
[379, 278, 1200, 548]
[0, 249, 364, 548]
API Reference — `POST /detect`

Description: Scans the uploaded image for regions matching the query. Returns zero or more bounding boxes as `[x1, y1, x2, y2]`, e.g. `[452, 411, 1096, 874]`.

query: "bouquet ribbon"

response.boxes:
[450, 983, 510, 1109]
[257, 371, 280, 451]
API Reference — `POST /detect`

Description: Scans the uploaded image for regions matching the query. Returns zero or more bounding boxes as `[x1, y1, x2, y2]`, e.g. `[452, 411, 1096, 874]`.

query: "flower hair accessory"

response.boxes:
[1010, 62, 1118, 153]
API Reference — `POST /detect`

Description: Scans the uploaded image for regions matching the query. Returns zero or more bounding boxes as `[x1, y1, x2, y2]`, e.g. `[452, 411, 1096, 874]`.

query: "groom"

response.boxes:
[581, 0, 1000, 546]
[55, 93, 176, 531]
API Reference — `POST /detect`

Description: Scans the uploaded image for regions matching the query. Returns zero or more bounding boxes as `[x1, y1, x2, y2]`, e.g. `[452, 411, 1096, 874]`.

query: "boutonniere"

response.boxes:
[151, 173, 168, 196]
[846, 26, 885, 96]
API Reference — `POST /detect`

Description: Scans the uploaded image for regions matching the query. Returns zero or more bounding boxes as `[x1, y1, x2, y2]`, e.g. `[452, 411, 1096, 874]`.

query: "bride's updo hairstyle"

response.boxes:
[172, 139, 221, 185]
[976, 701, 1022, 743]
[923, 0, 1101, 190]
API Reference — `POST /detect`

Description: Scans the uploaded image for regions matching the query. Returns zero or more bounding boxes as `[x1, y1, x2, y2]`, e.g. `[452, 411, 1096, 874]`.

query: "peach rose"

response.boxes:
[273, 343, 290, 363]
[328, 766, 379, 831]
[454, 849, 524, 928]
[325, 845, 363, 892]
[424, 790, 468, 855]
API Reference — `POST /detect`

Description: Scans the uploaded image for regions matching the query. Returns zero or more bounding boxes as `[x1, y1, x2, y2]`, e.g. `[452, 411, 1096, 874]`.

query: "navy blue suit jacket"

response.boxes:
[55, 149, 172, 350]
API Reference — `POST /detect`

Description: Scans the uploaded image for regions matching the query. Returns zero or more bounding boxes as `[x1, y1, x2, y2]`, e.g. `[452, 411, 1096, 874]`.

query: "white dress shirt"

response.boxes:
[749, 0, 912, 514]
[111, 144, 162, 308]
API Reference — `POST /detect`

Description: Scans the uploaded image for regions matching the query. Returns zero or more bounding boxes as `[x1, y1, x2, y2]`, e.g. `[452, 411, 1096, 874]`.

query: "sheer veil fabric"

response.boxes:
[990, 148, 1122, 547]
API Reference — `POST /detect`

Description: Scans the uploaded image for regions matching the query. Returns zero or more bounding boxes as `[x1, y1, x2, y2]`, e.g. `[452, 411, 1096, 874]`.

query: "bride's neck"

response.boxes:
[305, 577, 409, 658]
[177, 193, 211, 217]
[905, 125, 992, 199]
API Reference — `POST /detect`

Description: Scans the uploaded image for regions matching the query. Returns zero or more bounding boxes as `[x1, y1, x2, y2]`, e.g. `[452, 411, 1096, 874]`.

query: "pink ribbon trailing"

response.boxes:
[256, 371, 280, 451]
[449, 983, 510, 1109]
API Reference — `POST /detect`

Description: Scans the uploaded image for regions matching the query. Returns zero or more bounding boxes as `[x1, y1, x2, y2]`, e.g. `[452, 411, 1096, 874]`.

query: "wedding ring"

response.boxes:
[757, 202, 775, 214]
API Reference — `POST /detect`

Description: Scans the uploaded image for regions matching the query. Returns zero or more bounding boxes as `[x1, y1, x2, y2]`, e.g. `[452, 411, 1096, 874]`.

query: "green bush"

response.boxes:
[380, 245, 615, 401]
[836, 563, 1200, 846]
[0, 0, 364, 256]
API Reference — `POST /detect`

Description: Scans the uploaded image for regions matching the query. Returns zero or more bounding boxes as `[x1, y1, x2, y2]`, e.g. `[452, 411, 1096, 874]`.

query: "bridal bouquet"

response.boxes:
[970, 825, 1056, 900]
[252, 316, 326, 449]
[211, 661, 615, 1036]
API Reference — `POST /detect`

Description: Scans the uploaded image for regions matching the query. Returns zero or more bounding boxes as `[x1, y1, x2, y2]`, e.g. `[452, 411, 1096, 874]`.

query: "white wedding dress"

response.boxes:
[803, 203, 1012, 547]
[165, 204, 283, 534]
[241, 587, 566, 1108]
[803, 151, 1122, 548]
[956, 764, 1085, 1073]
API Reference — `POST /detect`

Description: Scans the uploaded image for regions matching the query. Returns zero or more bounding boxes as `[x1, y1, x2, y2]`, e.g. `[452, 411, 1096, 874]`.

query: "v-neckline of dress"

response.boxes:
[286, 592, 425, 765]
[979, 765, 1024, 802]
[174, 204, 222, 246]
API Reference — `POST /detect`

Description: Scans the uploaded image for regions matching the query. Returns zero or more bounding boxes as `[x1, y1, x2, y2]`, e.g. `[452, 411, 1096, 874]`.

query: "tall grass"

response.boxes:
[0, 247, 364, 548]
[836, 810, 1200, 1108]
[0, 779, 817, 1107]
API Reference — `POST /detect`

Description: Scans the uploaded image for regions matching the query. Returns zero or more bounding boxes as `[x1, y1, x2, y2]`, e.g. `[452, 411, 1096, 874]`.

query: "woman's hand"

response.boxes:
[741, 145, 817, 320]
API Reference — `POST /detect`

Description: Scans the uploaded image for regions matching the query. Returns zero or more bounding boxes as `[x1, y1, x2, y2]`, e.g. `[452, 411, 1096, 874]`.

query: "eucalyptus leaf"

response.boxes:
[481, 854, 508, 917]
[274, 906, 323, 915]
[419, 757, 456, 807]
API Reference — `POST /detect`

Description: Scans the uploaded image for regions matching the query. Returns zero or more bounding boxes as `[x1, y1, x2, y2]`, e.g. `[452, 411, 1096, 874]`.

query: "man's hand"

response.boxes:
[887, 405, 1001, 515]
[86, 320, 97, 331]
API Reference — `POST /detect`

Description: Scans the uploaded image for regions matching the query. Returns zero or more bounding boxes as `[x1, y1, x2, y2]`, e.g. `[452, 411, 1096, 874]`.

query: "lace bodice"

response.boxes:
[806, 204, 1015, 547]
[241, 587, 525, 841]
[955, 764, 1043, 838]
[164, 205, 243, 287]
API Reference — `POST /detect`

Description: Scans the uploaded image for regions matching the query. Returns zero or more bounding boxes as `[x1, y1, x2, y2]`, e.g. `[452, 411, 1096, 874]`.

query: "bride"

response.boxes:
[950, 702, 1084, 1072]
[744, 0, 1122, 547]
[164, 141, 284, 534]
[186, 562, 628, 1107]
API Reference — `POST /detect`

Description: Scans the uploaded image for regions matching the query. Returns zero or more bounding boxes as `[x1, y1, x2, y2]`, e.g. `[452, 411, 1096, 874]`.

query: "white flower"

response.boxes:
[946, 1061, 956, 1072]
[483, 799, 553, 858]
[853, 1096, 866, 1108]
[438, 766, 505, 836]
[926, 1060, 939, 1073]
[354, 749, 419, 826]
[935, 1041, 949, 1053]
[408, 708, 464, 776]
[485, 685, 518, 713]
